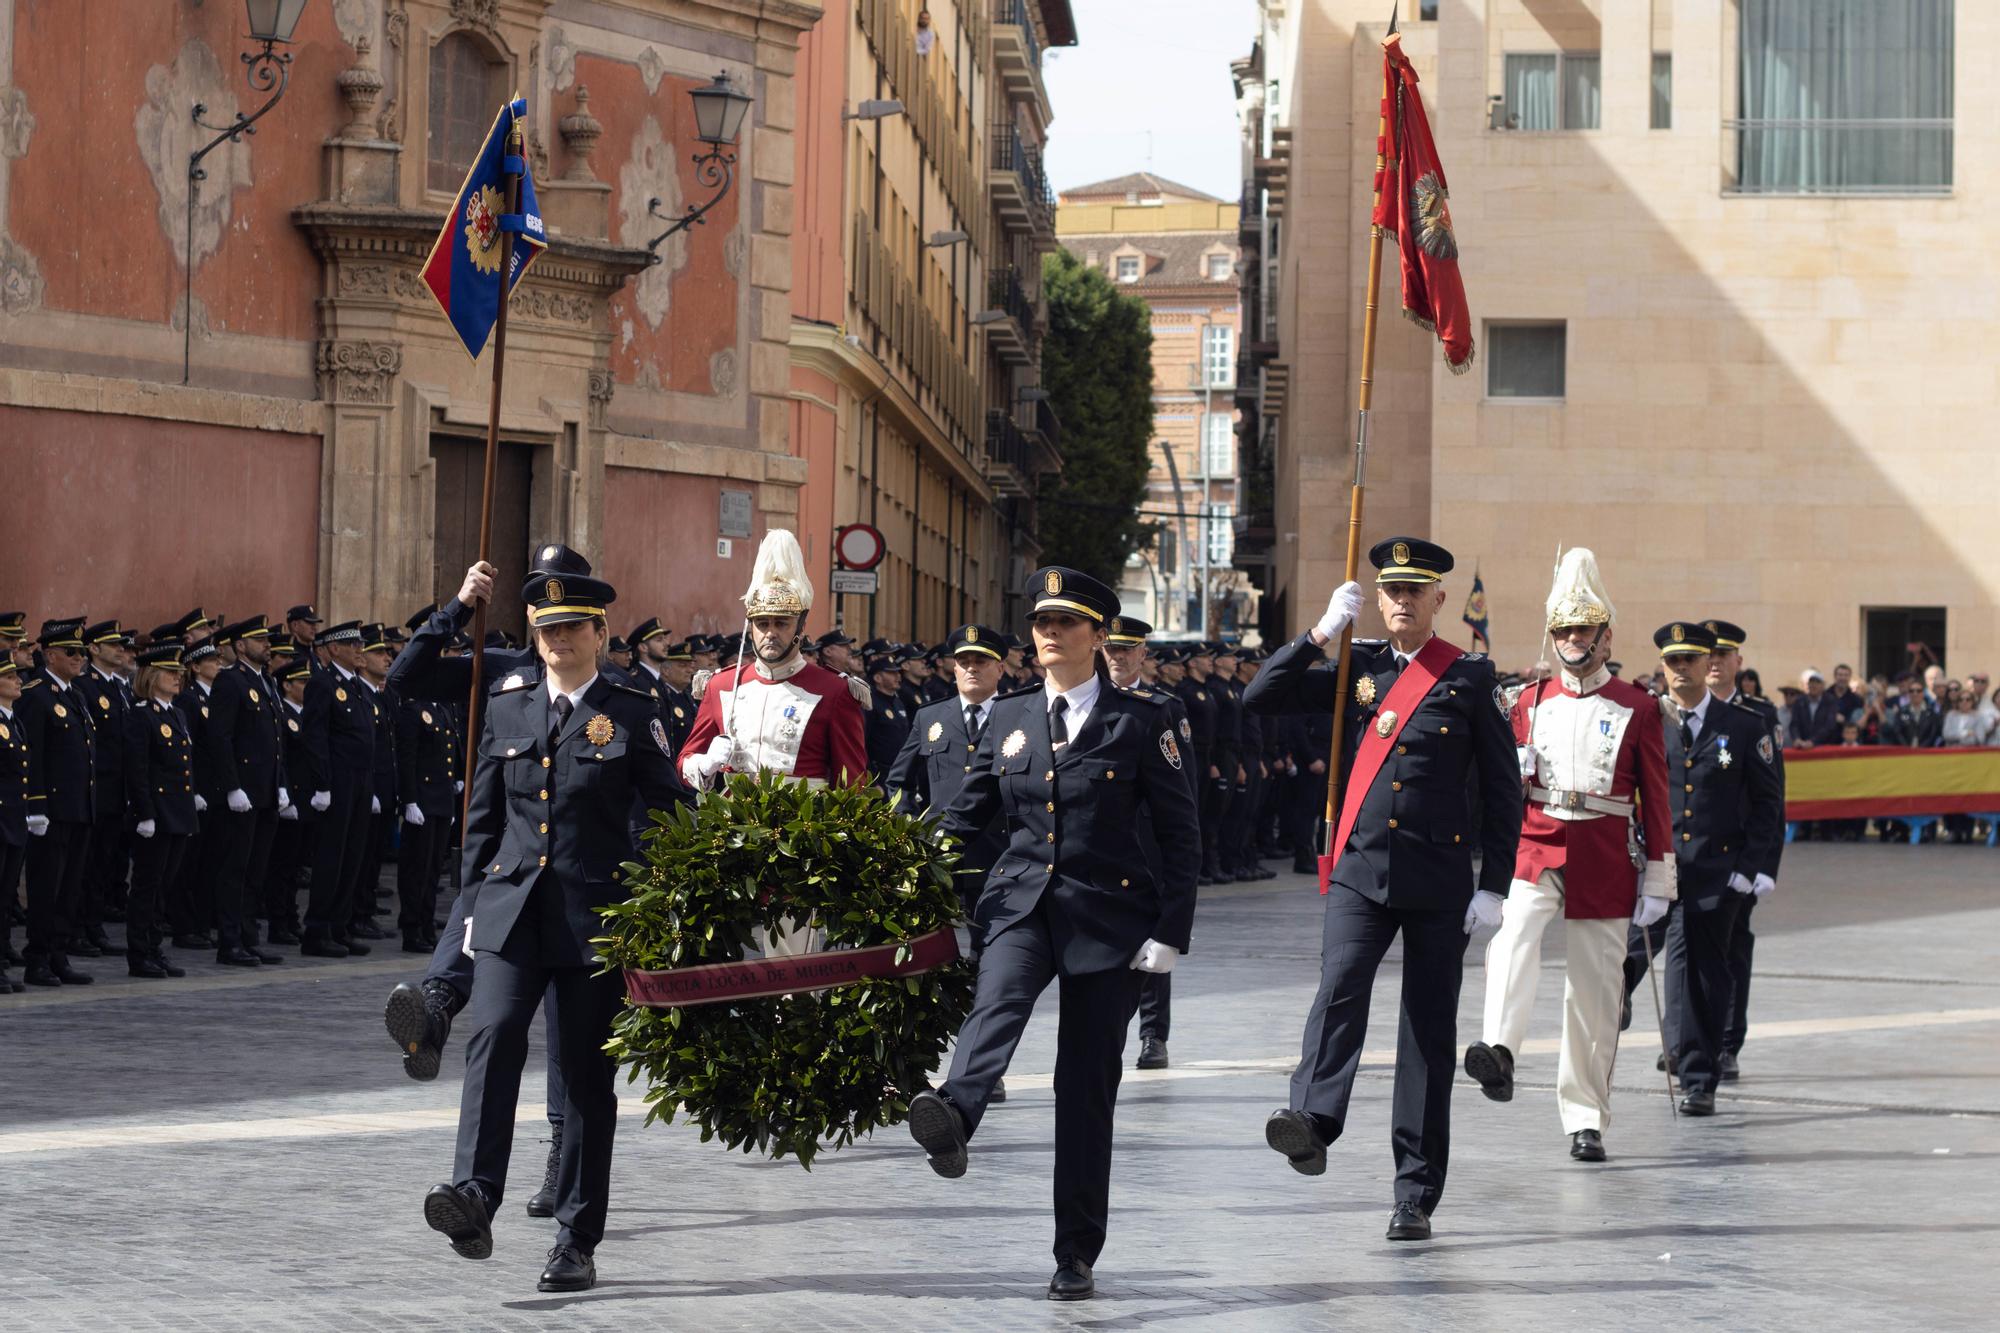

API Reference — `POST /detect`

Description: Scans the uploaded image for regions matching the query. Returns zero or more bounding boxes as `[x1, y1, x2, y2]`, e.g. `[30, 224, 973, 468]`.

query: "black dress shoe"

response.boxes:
[349, 920, 392, 941]
[267, 927, 302, 946]
[216, 946, 263, 968]
[24, 962, 62, 987]
[402, 934, 431, 954]
[299, 935, 347, 958]
[49, 958, 92, 985]
[537, 1244, 595, 1293]
[1264, 1108, 1327, 1176]
[1386, 1201, 1432, 1241]
[149, 952, 186, 978]
[1464, 1041, 1514, 1103]
[385, 980, 458, 1082]
[989, 1077, 1007, 1104]
[1569, 1129, 1606, 1162]
[127, 955, 170, 980]
[1656, 1051, 1677, 1075]
[172, 933, 213, 950]
[83, 927, 114, 952]
[1292, 860, 1317, 875]
[332, 937, 371, 956]
[1678, 1089, 1716, 1116]
[2, 971, 22, 993]
[423, 1182, 493, 1260]
[1047, 1257, 1094, 1301]
[1137, 1037, 1169, 1070]
[67, 938, 102, 958]
[908, 1090, 968, 1178]
[526, 1124, 563, 1218]
[252, 947, 282, 964]
[1717, 1051, 1740, 1082]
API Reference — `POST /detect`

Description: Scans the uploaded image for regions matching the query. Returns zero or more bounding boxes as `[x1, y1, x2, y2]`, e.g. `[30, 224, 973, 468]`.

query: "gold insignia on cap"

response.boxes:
[1001, 728, 1027, 759]
[1671, 624, 1686, 643]
[1044, 569, 1062, 596]
[1375, 708, 1398, 738]
[1356, 675, 1378, 707]
[966, 626, 979, 644]
[1110, 618, 1123, 635]
[546, 578, 565, 604]
[585, 713, 615, 746]
[927, 721, 943, 742]
[1392, 541, 1411, 565]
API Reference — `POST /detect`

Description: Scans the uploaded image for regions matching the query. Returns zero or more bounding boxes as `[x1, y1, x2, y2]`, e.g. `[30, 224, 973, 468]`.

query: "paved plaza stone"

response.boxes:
[4, 841, 1999, 1331]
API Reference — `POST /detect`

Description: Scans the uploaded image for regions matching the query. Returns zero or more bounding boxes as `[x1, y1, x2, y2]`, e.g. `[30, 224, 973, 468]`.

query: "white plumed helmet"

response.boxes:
[1546, 547, 1615, 631]
[742, 528, 814, 617]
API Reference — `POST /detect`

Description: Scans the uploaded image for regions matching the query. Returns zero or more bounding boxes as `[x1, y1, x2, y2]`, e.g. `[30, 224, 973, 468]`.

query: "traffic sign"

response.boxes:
[834, 523, 886, 571]
[829, 569, 879, 596]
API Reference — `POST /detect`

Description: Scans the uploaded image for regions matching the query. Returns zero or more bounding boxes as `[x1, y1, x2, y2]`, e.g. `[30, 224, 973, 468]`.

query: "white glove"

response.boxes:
[277, 786, 290, 809]
[1313, 581, 1366, 643]
[454, 780, 464, 794]
[193, 794, 208, 814]
[1752, 873, 1776, 899]
[26, 814, 48, 837]
[681, 736, 734, 788]
[278, 803, 298, 822]
[1130, 939, 1179, 973]
[1728, 872, 1755, 895]
[135, 819, 157, 839]
[1516, 745, 1537, 780]
[1463, 889, 1504, 934]
[226, 788, 251, 814]
[404, 803, 426, 827]
[371, 796, 382, 815]
[461, 918, 475, 959]
[310, 790, 332, 812]
[1632, 894, 1670, 928]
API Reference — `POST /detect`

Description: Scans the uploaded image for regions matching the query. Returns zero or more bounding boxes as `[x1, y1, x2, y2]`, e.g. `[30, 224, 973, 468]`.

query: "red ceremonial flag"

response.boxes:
[1372, 33, 1474, 373]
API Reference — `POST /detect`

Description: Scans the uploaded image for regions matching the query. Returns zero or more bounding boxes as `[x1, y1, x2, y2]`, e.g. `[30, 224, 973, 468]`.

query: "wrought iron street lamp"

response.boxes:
[183, 0, 311, 383]
[646, 71, 755, 258]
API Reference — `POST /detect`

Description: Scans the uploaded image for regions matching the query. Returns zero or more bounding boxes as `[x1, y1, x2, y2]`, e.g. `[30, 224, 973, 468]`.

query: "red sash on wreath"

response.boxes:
[1321, 635, 1464, 892]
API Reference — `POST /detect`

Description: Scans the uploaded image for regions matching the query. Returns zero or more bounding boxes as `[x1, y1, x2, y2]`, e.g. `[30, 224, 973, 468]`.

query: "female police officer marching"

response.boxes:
[906, 567, 1200, 1302]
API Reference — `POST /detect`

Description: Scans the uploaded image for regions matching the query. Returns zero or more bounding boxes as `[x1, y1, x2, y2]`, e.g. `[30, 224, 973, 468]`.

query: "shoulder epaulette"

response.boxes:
[610, 679, 657, 700]
[1119, 686, 1169, 708]
[1463, 652, 1488, 662]
[995, 682, 1043, 701]
[22, 677, 41, 689]
[493, 672, 536, 694]
[1726, 698, 1765, 718]
[1353, 638, 1388, 648]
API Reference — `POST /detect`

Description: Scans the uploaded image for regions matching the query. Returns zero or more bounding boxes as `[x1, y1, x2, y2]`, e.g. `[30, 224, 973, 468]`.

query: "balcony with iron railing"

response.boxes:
[985, 408, 1034, 497]
[1027, 395, 1062, 467]
[992, 0, 1051, 120]
[989, 123, 1055, 235]
[982, 266, 1037, 367]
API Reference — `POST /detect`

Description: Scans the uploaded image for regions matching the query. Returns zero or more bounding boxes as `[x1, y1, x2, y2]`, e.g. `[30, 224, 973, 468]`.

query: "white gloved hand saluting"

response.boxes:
[134, 819, 156, 840]
[26, 814, 48, 837]
[310, 790, 332, 813]
[1130, 939, 1179, 974]
[1632, 894, 1670, 928]
[1311, 581, 1366, 645]
[1463, 889, 1504, 934]
[1728, 872, 1755, 895]
[1752, 872, 1776, 898]
[226, 788, 251, 814]
[404, 803, 425, 827]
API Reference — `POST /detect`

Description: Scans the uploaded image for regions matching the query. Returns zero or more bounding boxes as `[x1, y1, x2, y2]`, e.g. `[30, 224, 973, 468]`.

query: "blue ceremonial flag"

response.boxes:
[1462, 567, 1490, 649]
[419, 97, 547, 360]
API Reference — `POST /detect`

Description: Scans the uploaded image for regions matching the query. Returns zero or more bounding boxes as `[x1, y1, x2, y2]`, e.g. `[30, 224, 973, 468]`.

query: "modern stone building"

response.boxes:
[1237, 0, 1994, 683]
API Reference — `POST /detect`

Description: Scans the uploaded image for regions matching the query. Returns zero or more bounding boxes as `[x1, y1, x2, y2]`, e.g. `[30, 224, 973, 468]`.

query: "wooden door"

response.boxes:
[432, 436, 533, 638]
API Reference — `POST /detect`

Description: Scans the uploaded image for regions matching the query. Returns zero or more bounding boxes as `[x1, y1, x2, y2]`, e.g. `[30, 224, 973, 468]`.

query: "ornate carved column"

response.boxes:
[315, 338, 407, 619]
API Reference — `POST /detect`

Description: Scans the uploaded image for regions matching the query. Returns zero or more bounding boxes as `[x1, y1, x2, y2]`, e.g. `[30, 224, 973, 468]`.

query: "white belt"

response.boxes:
[1529, 786, 1634, 819]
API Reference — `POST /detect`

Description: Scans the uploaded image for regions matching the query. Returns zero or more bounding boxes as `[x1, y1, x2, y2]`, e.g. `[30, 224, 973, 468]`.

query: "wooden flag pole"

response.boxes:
[460, 117, 523, 824]
[1322, 7, 1397, 862]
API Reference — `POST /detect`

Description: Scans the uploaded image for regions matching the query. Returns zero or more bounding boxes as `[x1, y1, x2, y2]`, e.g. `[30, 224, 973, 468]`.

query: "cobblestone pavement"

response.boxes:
[4, 841, 1999, 1331]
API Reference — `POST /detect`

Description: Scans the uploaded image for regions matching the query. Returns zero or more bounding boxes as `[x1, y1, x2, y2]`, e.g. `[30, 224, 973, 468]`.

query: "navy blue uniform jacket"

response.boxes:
[1668, 700, 1784, 907]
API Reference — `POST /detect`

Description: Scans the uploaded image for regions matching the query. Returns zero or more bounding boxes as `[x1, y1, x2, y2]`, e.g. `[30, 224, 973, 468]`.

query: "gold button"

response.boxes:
[541, 757, 551, 769]
[1453, 834, 1463, 844]
[1387, 818, 1399, 829]
[1046, 802, 1054, 812]
[539, 789, 549, 801]
[505, 747, 517, 757]
[965, 765, 972, 773]
[1391, 781, 1402, 792]
[1683, 808, 1692, 817]
[1396, 745, 1407, 755]
[1439, 726, 1449, 734]
[1045, 770, 1054, 781]
[1685, 759, 1693, 769]
[491, 862, 501, 873]
[538, 855, 548, 867]
[1046, 831, 1054, 842]
[612, 868, 621, 882]
[1121, 878, 1130, 887]
[539, 822, 549, 834]
[1685, 783, 1693, 792]
[1682, 832, 1691, 842]
[1106, 770, 1115, 779]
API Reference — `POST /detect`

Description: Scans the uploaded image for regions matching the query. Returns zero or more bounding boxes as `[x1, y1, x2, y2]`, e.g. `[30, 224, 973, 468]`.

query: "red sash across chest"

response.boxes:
[1321, 636, 1464, 892]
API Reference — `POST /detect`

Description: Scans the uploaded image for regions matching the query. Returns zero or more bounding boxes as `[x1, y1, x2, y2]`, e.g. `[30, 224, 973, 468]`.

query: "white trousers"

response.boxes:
[1481, 871, 1627, 1134]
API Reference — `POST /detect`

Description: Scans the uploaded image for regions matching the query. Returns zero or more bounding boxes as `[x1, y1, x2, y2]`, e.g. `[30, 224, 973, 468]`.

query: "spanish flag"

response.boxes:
[419, 97, 547, 361]
[1784, 747, 2000, 822]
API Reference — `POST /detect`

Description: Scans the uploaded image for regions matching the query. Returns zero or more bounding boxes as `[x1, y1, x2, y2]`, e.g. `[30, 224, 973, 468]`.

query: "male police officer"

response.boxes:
[1248, 539, 1519, 1241]
[18, 619, 98, 985]
[1703, 619, 1782, 1081]
[300, 621, 376, 956]
[208, 616, 286, 965]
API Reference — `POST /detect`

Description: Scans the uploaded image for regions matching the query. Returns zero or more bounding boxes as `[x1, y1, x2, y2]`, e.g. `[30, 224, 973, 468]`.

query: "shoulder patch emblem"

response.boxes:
[1757, 734, 1774, 764]
[927, 720, 942, 742]
[1160, 731, 1183, 770]
[650, 717, 672, 756]
[1179, 717, 1191, 742]
[585, 713, 616, 746]
[1494, 685, 1510, 718]
[1001, 728, 1027, 759]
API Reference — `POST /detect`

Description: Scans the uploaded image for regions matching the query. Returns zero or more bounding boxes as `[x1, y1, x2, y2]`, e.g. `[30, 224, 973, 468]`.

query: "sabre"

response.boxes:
[1638, 919, 1677, 1118]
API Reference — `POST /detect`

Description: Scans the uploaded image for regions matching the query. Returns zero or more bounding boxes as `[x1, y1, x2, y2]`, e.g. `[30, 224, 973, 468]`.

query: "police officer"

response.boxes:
[1627, 622, 1782, 1113]
[352, 625, 400, 943]
[174, 639, 226, 948]
[864, 652, 911, 781]
[657, 639, 698, 756]
[906, 569, 1199, 1302]
[1703, 618, 1782, 1081]
[77, 620, 132, 957]
[422, 567, 688, 1294]
[396, 678, 462, 954]
[208, 616, 286, 966]
[1248, 539, 1520, 1241]
[270, 655, 319, 941]
[626, 616, 672, 712]
[0, 655, 30, 991]
[300, 621, 376, 957]
[124, 644, 198, 979]
[1285, 707, 1335, 875]
[18, 618, 98, 985]
[1174, 645, 1220, 882]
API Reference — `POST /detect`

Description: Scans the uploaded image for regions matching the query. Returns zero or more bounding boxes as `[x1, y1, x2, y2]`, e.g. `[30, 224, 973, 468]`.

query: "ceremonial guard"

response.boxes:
[1703, 619, 1782, 1080]
[1624, 623, 1782, 1112]
[906, 568, 1199, 1302]
[0, 656, 29, 992]
[123, 644, 197, 979]
[423, 567, 688, 1293]
[1464, 549, 1673, 1162]
[78, 621, 133, 955]
[18, 618, 98, 985]
[679, 532, 871, 793]
[1247, 539, 1519, 1240]
[208, 616, 286, 966]
[1101, 615, 1198, 1070]
[300, 621, 375, 957]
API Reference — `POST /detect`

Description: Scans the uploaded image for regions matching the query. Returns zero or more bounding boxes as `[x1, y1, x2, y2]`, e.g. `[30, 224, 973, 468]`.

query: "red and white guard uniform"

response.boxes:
[678, 653, 868, 790]
[1481, 639, 1674, 1137]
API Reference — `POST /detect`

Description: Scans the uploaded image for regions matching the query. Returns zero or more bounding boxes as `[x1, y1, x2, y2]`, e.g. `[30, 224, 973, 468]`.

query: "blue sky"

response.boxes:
[1041, 0, 1262, 201]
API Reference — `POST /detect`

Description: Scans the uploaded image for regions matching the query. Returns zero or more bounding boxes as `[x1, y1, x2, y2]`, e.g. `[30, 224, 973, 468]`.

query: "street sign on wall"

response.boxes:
[833, 523, 886, 571]
[829, 569, 879, 596]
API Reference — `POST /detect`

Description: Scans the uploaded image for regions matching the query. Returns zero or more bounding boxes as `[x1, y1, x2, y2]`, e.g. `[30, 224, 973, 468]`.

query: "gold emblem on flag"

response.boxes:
[546, 578, 565, 604]
[1044, 569, 1062, 595]
[1392, 542, 1411, 565]
[927, 721, 942, 742]
[1375, 709, 1398, 738]
[1355, 676, 1378, 707]
[585, 713, 615, 746]
[464, 185, 506, 275]
[1001, 728, 1027, 759]
[1412, 172, 1459, 261]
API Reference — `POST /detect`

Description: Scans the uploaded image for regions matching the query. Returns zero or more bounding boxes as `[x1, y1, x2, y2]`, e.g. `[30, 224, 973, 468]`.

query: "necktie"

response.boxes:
[1050, 696, 1070, 748]
[1679, 709, 1695, 752]
[551, 694, 573, 749]
[965, 704, 983, 746]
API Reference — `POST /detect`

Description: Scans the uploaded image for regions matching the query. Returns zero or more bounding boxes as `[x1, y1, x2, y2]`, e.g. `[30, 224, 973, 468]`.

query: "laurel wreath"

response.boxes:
[596, 771, 975, 1169]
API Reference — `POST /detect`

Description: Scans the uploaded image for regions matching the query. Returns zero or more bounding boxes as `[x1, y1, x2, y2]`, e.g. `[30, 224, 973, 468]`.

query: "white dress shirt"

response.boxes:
[1043, 673, 1102, 742]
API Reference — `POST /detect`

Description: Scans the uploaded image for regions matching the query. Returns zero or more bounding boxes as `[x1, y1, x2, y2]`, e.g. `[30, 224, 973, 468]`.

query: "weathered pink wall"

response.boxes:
[599, 466, 763, 640]
[0, 405, 321, 623]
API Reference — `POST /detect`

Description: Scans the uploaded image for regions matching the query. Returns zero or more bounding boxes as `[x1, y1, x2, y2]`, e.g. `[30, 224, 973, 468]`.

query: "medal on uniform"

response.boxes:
[335, 687, 347, 702]
[421, 710, 433, 725]
[1001, 728, 1027, 758]
[287, 718, 299, 732]
[249, 689, 259, 704]
[585, 713, 616, 746]
[0, 723, 8, 740]
[673, 705, 686, 719]
[1716, 735, 1732, 768]
[159, 723, 172, 739]
[53, 703, 66, 719]
[1375, 709, 1398, 738]
[927, 721, 942, 742]
[1355, 676, 1377, 707]
[98, 694, 110, 711]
